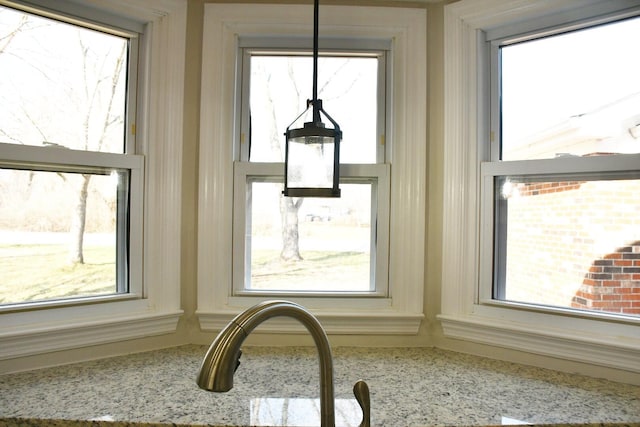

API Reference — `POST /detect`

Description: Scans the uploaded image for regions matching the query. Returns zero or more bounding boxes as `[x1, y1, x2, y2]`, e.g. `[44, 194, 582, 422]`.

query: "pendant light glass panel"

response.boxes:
[286, 129, 337, 191]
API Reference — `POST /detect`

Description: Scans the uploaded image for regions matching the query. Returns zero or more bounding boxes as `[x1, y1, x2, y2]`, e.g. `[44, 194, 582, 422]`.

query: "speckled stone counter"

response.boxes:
[1, 346, 639, 426]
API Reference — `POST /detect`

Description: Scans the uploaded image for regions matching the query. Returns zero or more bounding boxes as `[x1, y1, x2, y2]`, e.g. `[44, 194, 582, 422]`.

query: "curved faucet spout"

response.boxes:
[197, 300, 336, 427]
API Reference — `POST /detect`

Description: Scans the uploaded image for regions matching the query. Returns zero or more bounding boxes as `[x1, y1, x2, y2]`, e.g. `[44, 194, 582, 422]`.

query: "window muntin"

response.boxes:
[0, 4, 139, 308]
[489, 15, 640, 318]
[234, 46, 388, 296]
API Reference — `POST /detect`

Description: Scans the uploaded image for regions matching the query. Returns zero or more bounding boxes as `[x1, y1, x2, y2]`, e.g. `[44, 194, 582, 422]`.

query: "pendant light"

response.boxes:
[283, 0, 342, 198]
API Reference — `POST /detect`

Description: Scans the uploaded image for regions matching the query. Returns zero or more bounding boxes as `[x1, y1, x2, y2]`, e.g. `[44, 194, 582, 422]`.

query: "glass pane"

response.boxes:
[495, 175, 640, 317]
[247, 181, 372, 292]
[0, 168, 121, 305]
[500, 16, 640, 160]
[286, 139, 335, 190]
[0, 6, 128, 153]
[250, 55, 378, 163]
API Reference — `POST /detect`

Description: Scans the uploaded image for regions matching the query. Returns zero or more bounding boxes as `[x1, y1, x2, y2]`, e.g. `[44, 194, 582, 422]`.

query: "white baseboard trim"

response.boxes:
[197, 310, 424, 335]
[438, 314, 640, 373]
[0, 310, 183, 360]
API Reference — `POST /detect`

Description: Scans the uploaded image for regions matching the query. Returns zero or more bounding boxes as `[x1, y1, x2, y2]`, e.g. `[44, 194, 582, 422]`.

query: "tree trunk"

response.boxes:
[68, 174, 90, 265]
[279, 196, 303, 261]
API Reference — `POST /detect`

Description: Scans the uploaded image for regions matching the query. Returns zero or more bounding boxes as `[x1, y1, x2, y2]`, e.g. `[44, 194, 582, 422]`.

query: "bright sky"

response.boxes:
[250, 56, 378, 164]
[0, 5, 127, 152]
[501, 15, 640, 148]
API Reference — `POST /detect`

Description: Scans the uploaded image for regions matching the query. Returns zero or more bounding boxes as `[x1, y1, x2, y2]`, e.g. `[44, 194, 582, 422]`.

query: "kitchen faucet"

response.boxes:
[197, 300, 370, 427]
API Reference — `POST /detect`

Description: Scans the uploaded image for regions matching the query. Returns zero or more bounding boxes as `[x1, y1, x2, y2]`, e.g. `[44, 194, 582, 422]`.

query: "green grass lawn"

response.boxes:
[251, 250, 370, 291]
[0, 244, 116, 304]
[0, 244, 371, 305]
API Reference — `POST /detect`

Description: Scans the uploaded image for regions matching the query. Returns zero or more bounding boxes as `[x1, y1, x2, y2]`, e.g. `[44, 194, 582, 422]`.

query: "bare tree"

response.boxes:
[257, 59, 306, 261]
[258, 57, 355, 262]
[68, 38, 126, 264]
[0, 15, 31, 146]
[0, 14, 28, 54]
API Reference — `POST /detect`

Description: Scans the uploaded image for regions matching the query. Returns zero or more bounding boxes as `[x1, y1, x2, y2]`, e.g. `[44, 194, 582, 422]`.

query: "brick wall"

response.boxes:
[571, 242, 640, 315]
[517, 181, 584, 196]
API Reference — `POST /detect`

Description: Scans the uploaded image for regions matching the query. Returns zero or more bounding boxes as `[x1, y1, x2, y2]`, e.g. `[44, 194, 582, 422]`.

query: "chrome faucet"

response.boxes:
[197, 300, 370, 427]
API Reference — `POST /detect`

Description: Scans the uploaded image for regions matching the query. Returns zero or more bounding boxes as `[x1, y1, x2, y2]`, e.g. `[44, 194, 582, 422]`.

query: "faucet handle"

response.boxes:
[353, 380, 370, 427]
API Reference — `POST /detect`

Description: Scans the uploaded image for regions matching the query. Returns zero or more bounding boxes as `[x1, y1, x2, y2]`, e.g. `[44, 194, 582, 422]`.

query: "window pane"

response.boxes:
[0, 6, 128, 153]
[495, 175, 640, 317]
[246, 181, 372, 292]
[0, 168, 123, 305]
[500, 17, 640, 160]
[250, 55, 378, 163]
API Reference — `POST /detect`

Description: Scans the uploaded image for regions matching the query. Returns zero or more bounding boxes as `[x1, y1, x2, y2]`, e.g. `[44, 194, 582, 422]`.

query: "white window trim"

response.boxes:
[196, 4, 426, 334]
[440, 0, 640, 373]
[233, 43, 390, 298]
[0, 0, 186, 360]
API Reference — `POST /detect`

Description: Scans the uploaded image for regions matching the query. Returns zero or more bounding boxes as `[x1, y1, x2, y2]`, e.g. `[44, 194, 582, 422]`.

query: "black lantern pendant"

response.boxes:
[283, 0, 342, 198]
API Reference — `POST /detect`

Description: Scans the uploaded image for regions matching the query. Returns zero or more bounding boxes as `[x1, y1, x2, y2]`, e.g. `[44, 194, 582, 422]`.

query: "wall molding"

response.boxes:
[0, 311, 182, 362]
[439, 314, 640, 373]
[198, 310, 423, 335]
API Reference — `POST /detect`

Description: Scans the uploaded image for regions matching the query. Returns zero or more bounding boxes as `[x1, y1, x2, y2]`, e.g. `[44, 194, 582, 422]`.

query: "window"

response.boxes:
[0, 0, 185, 362]
[233, 44, 389, 296]
[197, 4, 426, 333]
[487, 16, 640, 317]
[0, 3, 142, 308]
[442, 0, 640, 373]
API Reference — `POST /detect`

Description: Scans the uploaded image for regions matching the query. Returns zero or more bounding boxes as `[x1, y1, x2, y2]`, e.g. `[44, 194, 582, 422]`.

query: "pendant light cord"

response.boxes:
[312, 0, 320, 123]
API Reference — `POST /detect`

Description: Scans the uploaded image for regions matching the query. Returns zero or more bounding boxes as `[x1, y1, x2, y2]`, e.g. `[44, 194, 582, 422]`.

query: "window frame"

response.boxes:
[232, 162, 390, 297]
[197, 3, 426, 334]
[441, 0, 640, 373]
[232, 42, 390, 298]
[0, 0, 185, 362]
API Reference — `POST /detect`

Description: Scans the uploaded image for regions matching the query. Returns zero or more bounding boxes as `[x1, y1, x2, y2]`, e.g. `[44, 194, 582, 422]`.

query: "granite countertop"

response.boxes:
[0, 345, 639, 427]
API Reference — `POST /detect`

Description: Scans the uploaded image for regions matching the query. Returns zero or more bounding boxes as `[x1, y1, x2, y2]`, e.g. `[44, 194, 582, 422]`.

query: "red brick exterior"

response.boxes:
[571, 242, 640, 315]
[517, 181, 585, 197]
